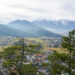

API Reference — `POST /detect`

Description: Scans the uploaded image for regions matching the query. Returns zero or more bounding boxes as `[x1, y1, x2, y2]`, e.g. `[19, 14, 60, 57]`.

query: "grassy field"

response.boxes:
[44, 48, 68, 54]
[0, 46, 10, 52]
[25, 38, 66, 54]
[26, 38, 43, 43]
[0, 37, 64, 54]
[0, 47, 4, 52]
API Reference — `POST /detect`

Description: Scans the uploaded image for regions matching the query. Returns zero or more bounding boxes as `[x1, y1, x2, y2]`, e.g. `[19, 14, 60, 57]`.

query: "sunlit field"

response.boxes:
[44, 48, 68, 53]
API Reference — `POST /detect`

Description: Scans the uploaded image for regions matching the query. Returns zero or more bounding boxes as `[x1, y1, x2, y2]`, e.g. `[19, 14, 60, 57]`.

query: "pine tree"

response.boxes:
[61, 29, 75, 75]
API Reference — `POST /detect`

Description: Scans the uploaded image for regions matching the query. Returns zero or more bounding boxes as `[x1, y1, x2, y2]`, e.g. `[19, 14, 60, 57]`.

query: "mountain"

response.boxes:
[1, 19, 74, 37]
[7, 20, 60, 37]
[32, 20, 75, 35]
[0, 24, 33, 37]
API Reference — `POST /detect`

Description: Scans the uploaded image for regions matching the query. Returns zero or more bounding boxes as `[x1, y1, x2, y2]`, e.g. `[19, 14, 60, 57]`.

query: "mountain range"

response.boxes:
[0, 20, 60, 37]
[33, 20, 75, 35]
[0, 20, 75, 37]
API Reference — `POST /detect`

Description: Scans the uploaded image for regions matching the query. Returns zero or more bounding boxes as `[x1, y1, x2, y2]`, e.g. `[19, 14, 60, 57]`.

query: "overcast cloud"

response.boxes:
[0, 0, 75, 24]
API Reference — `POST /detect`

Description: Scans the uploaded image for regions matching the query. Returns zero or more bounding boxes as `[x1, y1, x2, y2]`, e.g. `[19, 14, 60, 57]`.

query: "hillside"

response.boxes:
[33, 20, 75, 35]
[7, 20, 60, 37]
[0, 24, 30, 37]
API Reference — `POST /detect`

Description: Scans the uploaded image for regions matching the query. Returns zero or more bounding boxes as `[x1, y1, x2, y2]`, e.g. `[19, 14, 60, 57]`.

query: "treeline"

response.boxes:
[48, 29, 75, 75]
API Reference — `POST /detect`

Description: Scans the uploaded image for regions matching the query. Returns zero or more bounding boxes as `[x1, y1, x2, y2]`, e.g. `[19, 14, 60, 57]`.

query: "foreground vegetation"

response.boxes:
[0, 29, 75, 75]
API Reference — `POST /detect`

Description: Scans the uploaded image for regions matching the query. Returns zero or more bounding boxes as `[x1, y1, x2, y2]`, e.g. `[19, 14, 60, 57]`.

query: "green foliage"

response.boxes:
[11, 72, 17, 75]
[38, 72, 44, 75]
[21, 64, 38, 75]
[0, 52, 2, 59]
[2, 45, 23, 71]
[41, 63, 49, 67]
[3, 61, 11, 67]
[29, 44, 42, 51]
[61, 29, 75, 75]
[2, 43, 41, 75]
[61, 36, 69, 48]
[48, 51, 69, 75]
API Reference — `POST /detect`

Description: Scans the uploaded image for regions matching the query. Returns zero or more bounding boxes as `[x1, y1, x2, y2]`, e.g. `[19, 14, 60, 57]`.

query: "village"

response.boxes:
[25, 49, 54, 75]
[0, 29, 75, 75]
[1, 47, 75, 75]
[0, 48, 54, 75]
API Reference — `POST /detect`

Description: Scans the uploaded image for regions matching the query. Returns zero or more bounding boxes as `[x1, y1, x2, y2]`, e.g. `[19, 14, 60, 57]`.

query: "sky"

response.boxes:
[0, 0, 75, 24]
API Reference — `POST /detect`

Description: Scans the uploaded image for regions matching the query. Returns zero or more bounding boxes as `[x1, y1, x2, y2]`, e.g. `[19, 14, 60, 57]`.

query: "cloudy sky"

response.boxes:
[0, 0, 75, 24]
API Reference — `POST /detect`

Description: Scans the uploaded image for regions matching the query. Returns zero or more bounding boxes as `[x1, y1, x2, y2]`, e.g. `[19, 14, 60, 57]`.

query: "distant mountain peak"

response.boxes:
[32, 20, 75, 35]
[6, 20, 61, 37]
[9, 20, 31, 25]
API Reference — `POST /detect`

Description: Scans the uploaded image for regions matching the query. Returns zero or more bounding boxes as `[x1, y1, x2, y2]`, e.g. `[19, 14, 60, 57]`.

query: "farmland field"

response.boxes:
[44, 47, 68, 53]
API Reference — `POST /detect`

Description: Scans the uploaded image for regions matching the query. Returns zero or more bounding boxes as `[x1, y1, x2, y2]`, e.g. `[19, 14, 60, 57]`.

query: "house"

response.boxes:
[37, 68, 49, 75]
[32, 59, 41, 64]
[34, 54, 44, 59]
[42, 50, 53, 56]
[25, 54, 33, 62]
[42, 60, 49, 63]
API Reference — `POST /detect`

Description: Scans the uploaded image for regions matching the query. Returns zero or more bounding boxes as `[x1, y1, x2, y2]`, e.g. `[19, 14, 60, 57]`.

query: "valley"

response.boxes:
[0, 20, 74, 75]
[0, 36, 61, 53]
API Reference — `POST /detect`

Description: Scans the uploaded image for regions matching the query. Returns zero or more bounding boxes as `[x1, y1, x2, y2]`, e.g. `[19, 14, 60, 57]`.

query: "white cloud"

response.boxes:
[0, 0, 75, 24]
